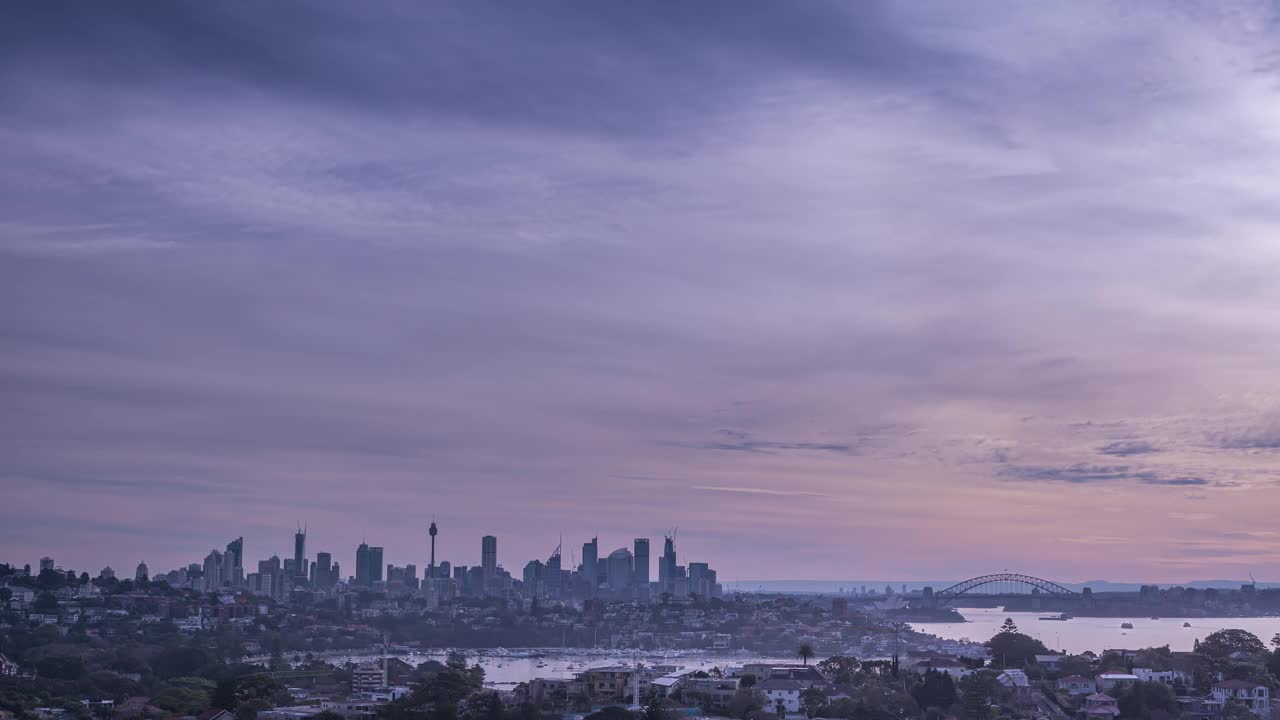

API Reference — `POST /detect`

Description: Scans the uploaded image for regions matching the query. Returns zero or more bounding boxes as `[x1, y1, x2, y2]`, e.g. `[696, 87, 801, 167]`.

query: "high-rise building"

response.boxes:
[606, 548, 632, 594]
[660, 535, 677, 594]
[135, 561, 149, 582]
[356, 542, 372, 586]
[545, 546, 562, 599]
[369, 546, 384, 584]
[633, 538, 650, 596]
[39, 557, 55, 572]
[225, 537, 244, 587]
[481, 535, 497, 590]
[581, 537, 598, 598]
[689, 562, 709, 596]
[203, 549, 224, 592]
[294, 526, 307, 585]
[314, 552, 333, 589]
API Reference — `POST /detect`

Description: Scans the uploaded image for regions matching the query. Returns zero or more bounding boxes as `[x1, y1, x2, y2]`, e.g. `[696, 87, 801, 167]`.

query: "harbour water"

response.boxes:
[911, 607, 1280, 654]
[332, 650, 801, 687]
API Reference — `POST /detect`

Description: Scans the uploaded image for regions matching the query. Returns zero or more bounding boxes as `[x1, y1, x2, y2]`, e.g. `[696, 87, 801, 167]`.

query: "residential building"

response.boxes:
[1095, 673, 1140, 693]
[1212, 680, 1269, 716]
[1057, 675, 1097, 696]
[760, 678, 804, 714]
[1083, 693, 1120, 720]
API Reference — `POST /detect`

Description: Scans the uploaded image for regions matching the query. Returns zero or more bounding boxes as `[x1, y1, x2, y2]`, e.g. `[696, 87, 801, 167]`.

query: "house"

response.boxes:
[759, 679, 804, 714]
[1057, 676, 1097, 696]
[910, 658, 973, 680]
[1095, 673, 1140, 693]
[114, 697, 163, 719]
[1035, 655, 1066, 672]
[682, 676, 741, 713]
[576, 666, 633, 703]
[1082, 693, 1120, 720]
[1132, 668, 1191, 690]
[0, 653, 19, 677]
[1212, 680, 1270, 716]
[197, 711, 239, 720]
[996, 670, 1033, 707]
[650, 669, 698, 698]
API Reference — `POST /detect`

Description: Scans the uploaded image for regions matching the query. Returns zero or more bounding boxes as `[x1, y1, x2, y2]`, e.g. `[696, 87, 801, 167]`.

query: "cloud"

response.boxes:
[693, 486, 828, 498]
[1097, 440, 1160, 456]
[1212, 413, 1280, 450]
[1001, 464, 1207, 487]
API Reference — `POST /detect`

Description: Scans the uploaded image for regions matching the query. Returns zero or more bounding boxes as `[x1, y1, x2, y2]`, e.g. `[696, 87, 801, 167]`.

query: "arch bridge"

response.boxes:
[926, 573, 1080, 607]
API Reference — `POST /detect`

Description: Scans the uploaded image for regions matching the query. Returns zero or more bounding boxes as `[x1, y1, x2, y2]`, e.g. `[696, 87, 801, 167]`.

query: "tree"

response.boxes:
[1221, 698, 1254, 720]
[1198, 630, 1266, 659]
[36, 656, 84, 680]
[727, 689, 766, 719]
[584, 707, 634, 720]
[998, 618, 1018, 635]
[959, 673, 994, 720]
[985, 630, 1048, 668]
[640, 693, 675, 720]
[801, 688, 827, 719]
[796, 643, 816, 666]
[1271, 633, 1280, 650]
[1115, 681, 1177, 720]
[911, 670, 956, 711]
[816, 656, 860, 687]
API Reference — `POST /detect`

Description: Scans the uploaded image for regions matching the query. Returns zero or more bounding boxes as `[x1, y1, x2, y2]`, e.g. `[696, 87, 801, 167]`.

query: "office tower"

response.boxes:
[39, 557, 54, 572]
[370, 547, 384, 584]
[294, 526, 307, 585]
[203, 549, 224, 592]
[225, 537, 244, 587]
[481, 535, 497, 590]
[315, 552, 333, 589]
[135, 561, 149, 582]
[689, 562, 709, 596]
[428, 521, 438, 579]
[660, 535, 677, 594]
[633, 538, 650, 596]
[523, 560, 544, 598]
[606, 548, 633, 594]
[438, 561, 451, 580]
[405, 564, 418, 590]
[582, 537, 598, 598]
[545, 546, 562, 599]
[356, 542, 372, 586]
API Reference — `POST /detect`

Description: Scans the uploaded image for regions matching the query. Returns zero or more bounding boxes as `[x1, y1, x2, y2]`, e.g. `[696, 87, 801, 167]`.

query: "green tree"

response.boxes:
[727, 688, 766, 719]
[1198, 629, 1265, 659]
[640, 693, 675, 720]
[998, 618, 1018, 634]
[1221, 698, 1254, 720]
[985, 630, 1048, 668]
[796, 643, 816, 666]
[1115, 681, 1177, 720]
[816, 656, 860, 686]
[584, 707, 635, 720]
[959, 673, 994, 720]
[911, 670, 956, 711]
[801, 688, 826, 718]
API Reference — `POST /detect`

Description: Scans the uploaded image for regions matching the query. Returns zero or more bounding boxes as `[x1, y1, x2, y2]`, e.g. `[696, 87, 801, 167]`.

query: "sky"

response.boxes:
[4, 1, 1280, 584]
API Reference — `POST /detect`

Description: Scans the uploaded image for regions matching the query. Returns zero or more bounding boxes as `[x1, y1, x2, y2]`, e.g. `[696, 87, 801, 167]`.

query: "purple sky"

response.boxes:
[4, 2, 1280, 583]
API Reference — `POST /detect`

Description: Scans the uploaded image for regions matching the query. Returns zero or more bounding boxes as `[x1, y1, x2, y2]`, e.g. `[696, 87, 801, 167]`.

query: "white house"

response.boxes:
[1096, 673, 1140, 693]
[1057, 675, 1097, 696]
[759, 678, 805, 714]
[1212, 680, 1270, 716]
[1133, 668, 1191, 689]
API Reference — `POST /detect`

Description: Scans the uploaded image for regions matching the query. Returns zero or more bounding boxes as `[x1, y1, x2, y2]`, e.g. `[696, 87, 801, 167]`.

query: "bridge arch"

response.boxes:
[933, 573, 1078, 605]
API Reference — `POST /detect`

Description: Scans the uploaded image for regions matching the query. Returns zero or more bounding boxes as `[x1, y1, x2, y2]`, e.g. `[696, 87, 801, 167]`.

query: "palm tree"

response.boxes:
[796, 643, 816, 666]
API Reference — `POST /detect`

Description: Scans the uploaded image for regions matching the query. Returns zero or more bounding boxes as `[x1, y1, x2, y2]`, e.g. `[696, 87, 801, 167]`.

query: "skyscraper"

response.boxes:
[481, 535, 497, 589]
[356, 542, 372, 586]
[369, 546, 384, 584]
[633, 538, 650, 598]
[315, 551, 333, 589]
[606, 548, 632, 594]
[203, 549, 224, 592]
[293, 526, 307, 585]
[581, 537, 598, 598]
[660, 535, 677, 594]
[135, 561, 149, 582]
[226, 537, 244, 587]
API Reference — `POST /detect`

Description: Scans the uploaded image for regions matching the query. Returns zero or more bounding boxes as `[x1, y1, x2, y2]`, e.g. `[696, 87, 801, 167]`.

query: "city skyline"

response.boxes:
[6, 3, 1280, 582]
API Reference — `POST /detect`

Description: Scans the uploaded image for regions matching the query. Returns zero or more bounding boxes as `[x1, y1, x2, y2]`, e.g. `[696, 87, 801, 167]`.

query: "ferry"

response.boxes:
[1120, 621, 1134, 629]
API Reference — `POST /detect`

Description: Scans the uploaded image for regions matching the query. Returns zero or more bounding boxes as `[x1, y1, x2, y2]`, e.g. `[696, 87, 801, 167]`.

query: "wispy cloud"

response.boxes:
[693, 486, 828, 498]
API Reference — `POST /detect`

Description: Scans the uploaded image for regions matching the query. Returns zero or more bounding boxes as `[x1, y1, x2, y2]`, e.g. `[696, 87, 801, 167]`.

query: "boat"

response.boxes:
[1184, 622, 1192, 627]
[1151, 617, 1160, 620]
[1039, 613, 1072, 621]
[1121, 622, 1134, 629]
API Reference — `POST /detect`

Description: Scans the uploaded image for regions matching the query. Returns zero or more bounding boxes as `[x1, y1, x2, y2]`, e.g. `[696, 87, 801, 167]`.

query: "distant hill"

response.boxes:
[722, 578, 1280, 594]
